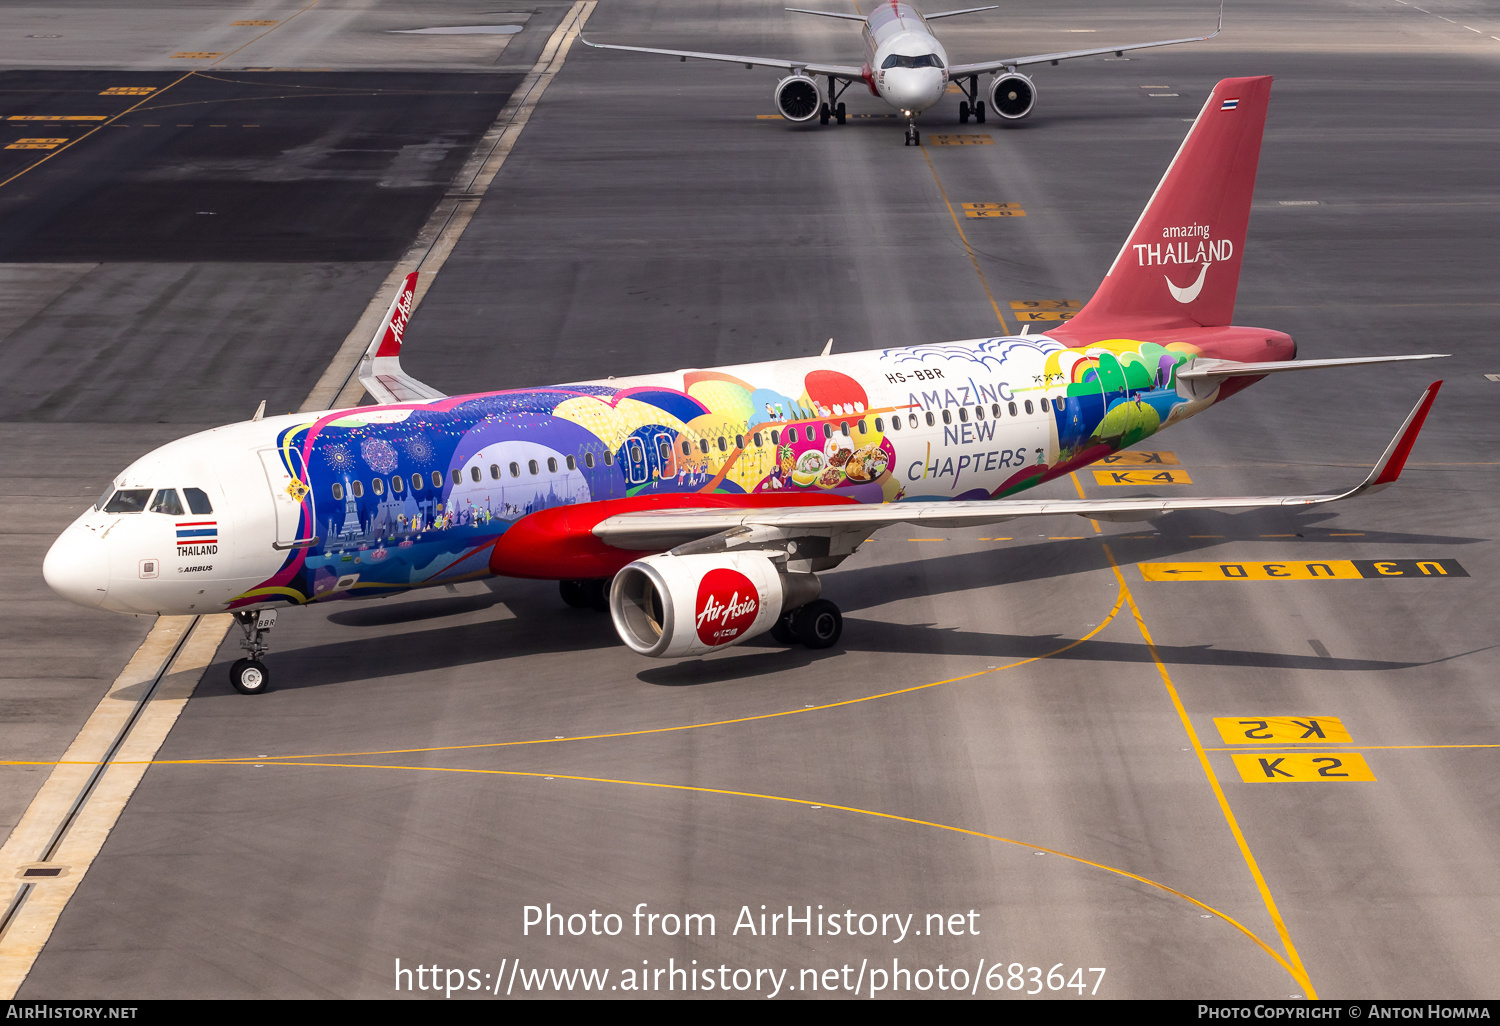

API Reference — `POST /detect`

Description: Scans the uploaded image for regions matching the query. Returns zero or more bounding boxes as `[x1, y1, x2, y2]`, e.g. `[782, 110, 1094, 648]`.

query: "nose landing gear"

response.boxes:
[230, 608, 276, 694]
[903, 114, 921, 146]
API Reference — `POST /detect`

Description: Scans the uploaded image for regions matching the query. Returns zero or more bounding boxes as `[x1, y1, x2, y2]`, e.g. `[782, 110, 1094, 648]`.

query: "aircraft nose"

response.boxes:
[43, 526, 109, 609]
[886, 69, 945, 112]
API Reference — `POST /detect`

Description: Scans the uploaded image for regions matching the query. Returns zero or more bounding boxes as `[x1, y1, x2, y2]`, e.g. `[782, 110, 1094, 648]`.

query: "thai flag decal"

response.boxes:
[176, 521, 218, 546]
[1221, 98, 1239, 110]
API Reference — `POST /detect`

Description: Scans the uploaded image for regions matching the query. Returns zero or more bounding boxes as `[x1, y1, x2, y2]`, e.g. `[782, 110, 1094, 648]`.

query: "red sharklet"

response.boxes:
[374, 272, 418, 358]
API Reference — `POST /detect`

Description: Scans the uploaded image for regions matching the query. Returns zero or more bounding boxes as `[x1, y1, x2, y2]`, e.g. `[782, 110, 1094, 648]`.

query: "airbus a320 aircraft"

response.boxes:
[582, 1, 1223, 144]
[45, 78, 1445, 694]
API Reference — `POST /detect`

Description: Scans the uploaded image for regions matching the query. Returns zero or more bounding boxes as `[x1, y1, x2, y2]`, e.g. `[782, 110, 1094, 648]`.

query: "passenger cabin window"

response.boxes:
[770, 430, 780, 445]
[603, 451, 614, 466]
[735, 434, 744, 449]
[753, 432, 763, 447]
[940, 410, 952, 425]
[566, 455, 576, 471]
[452, 469, 463, 485]
[1008, 402, 1018, 417]
[149, 489, 183, 515]
[585, 453, 596, 469]
[857, 419, 867, 434]
[490, 464, 500, 480]
[839, 422, 849, 436]
[431, 471, 443, 489]
[1040, 398, 1050, 412]
[372, 477, 385, 495]
[1024, 400, 1034, 415]
[957, 408, 968, 423]
[974, 406, 984, 421]
[681, 441, 691, 456]
[183, 487, 213, 514]
[699, 439, 709, 454]
[909, 413, 919, 428]
[332, 483, 345, 501]
[805, 426, 816, 442]
[509, 462, 520, 478]
[547, 457, 558, 473]
[717, 437, 727, 452]
[821, 424, 832, 440]
[528, 460, 540, 476]
[412, 473, 424, 491]
[351, 480, 364, 498]
[991, 403, 1002, 418]
[1055, 397, 1065, 411]
[874, 418, 884, 432]
[392, 475, 404, 494]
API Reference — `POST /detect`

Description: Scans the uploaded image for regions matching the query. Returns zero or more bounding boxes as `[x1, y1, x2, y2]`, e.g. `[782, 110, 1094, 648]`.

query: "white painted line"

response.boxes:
[0, 615, 231, 997]
[303, 0, 598, 412]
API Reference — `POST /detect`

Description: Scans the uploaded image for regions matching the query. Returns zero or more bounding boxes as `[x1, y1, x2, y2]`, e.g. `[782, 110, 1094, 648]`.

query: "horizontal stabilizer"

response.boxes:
[593, 383, 1441, 551]
[784, 7, 867, 21]
[1176, 353, 1448, 400]
[356, 272, 447, 405]
[923, 6, 1001, 20]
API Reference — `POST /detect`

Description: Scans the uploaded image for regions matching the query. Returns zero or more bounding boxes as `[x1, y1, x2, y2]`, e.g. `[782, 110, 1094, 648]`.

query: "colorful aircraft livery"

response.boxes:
[43, 78, 1447, 693]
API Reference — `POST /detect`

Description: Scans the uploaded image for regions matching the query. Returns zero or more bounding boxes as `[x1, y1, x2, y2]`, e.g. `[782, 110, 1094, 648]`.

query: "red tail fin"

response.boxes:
[1064, 76, 1272, 335]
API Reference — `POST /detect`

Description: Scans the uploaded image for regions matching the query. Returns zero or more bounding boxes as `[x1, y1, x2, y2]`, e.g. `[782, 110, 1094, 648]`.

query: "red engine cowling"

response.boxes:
[609, 551, 821, 658]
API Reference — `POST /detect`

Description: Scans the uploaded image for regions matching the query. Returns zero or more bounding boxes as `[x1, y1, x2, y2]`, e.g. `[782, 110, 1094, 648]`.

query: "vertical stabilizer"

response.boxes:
[1064, 76, 1272, 335]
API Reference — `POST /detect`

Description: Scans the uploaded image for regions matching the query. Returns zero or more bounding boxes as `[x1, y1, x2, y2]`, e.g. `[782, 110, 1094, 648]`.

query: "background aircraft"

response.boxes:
[43, 78, 1444, 694]
[582, 1, 1223, 144]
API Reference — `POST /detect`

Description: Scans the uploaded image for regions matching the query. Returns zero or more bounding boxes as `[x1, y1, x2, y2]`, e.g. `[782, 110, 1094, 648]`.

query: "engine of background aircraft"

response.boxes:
[989, 73, 1036, 120]
[774, 75, 821, 121]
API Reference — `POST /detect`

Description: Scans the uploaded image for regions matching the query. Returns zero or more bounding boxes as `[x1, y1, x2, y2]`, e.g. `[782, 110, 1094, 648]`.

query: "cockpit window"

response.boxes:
[183, 488, 213, 514]
[103, 489, 152, 513]
[881, 53, 943, 70]
[149, 489, 184, 515]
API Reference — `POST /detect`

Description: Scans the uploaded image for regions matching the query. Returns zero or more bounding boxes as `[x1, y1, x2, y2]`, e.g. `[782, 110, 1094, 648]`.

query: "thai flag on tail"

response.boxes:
[1221, 98, 1239, 110]
[176, 521, 217, 546]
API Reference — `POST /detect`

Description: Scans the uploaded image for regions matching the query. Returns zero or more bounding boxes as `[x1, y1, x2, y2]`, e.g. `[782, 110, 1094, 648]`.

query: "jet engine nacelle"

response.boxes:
[610, 551, 821, 658]
[774, 74, 822, 122]
[989, 73, 1037, 120]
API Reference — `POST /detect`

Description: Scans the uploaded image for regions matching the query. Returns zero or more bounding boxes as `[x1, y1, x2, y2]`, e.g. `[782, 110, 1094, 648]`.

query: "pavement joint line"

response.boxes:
[1101, 542, 1317, 998]
[302, 0, 598, 413]
[918, 145, 1012, 336]
[0, 614, 232, 998]
[184, 758, 1302, 983]
[0, 0, 321, 193]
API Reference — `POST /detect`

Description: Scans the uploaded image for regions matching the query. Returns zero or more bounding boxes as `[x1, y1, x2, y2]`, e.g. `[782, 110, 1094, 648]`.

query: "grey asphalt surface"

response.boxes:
[5, 0, 1499, 1000]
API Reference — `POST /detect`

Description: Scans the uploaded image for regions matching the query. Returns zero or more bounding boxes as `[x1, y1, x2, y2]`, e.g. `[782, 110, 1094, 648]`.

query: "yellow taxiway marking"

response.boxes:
[1103, 543, 1316, 997]
[1010, 298, 1082, 311]
[1100, 450, 1178, 465]
[0, 0, 322, 194]
[919, 147, 1011, 335]
[930, 133, 992, 145]
[1140, 559, 1468, 582]
[1207, 742, 1500, 753]
[156, 758, 1303, 985]
[962, 201, 1024, 218]
[1093, 469, 1193, 486]
[100, 87, 156, 95]
[232, 20, 279, 26]
[1215, 717, 1352, 745]
[4, 139, 66, 150]
[172, 52, 224, 58]
[755, 114, 783, 119]
[6, 115, 108, 121]
[1232, 753, 1376, 783]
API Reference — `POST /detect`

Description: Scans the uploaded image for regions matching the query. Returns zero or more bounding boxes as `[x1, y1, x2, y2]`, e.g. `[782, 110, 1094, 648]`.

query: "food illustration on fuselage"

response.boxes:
[240, 334, 1206, 609]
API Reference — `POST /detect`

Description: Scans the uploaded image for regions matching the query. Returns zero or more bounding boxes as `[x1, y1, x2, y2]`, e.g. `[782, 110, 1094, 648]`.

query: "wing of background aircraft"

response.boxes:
[578, 37, 863, 80]
[592, 381, 1442, 553]
[949, 0, 1222, 77]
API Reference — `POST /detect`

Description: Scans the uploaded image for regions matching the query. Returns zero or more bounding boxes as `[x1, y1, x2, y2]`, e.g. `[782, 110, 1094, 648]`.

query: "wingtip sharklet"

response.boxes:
[1359, 380, 1442, 492]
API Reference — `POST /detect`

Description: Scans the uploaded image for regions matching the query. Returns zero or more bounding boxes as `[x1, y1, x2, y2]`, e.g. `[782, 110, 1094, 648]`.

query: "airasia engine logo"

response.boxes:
[695, 568, 759, 646]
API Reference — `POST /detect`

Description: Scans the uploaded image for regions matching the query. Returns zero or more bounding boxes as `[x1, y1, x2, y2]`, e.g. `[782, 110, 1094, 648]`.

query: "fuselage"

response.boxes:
[43, 326, 1292, 618]
[861, 2, 950, 113]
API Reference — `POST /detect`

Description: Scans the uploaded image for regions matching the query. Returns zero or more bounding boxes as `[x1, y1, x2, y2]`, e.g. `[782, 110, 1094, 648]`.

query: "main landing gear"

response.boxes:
[230, 608, 277, 695]
[957, 74, 986, 124]
[560, 578, 610, 612]
[769, 598, 843, 650]
[820, 74, 850, 126]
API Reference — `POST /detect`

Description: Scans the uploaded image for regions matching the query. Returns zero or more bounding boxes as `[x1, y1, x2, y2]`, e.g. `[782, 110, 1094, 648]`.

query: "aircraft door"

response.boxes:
[258, 447, 316, 547]
[625, 438, 648, 485]
[653, 432, 678, 480]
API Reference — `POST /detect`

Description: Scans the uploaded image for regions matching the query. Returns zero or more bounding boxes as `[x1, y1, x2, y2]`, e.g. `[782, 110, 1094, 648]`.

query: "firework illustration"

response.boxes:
[401, 434, 434, 465]
[362, 437, 398, 475]
[323, 442, 356, 473]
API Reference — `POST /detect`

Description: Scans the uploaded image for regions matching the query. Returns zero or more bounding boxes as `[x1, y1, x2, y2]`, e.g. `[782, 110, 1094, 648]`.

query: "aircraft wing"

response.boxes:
[593, 381, 1441, 552]
[579, 36, 863, 79]
[948, 0, 1221, 77]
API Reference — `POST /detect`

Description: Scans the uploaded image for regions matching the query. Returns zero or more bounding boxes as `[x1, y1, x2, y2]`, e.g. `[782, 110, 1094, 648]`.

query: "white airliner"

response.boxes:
[582, 1, 1223, 144]
[45, 78, 1445, 694]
